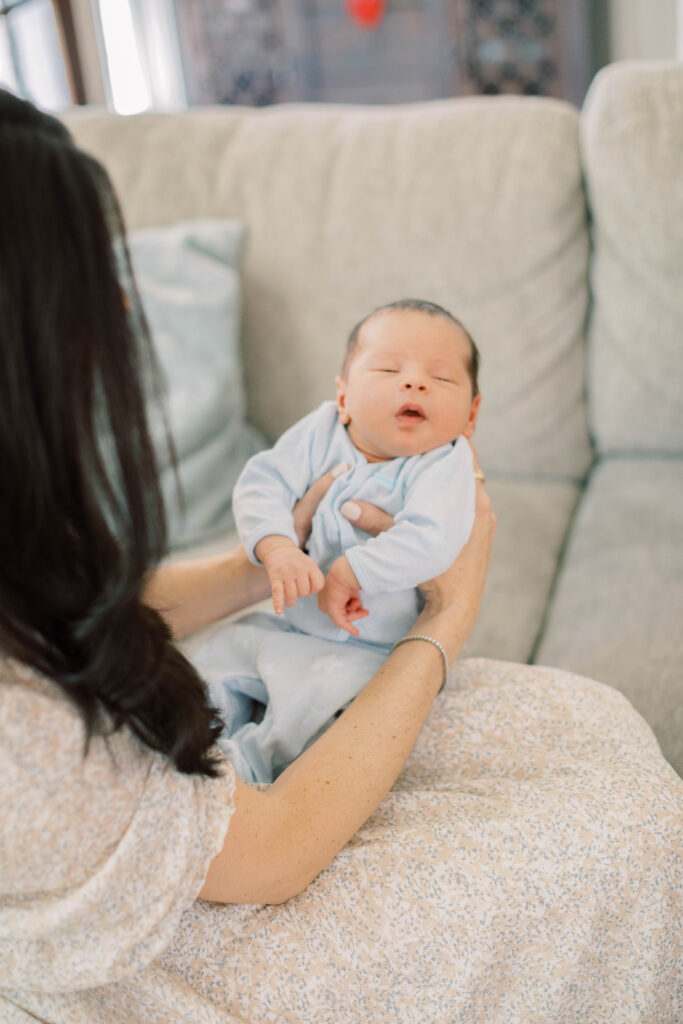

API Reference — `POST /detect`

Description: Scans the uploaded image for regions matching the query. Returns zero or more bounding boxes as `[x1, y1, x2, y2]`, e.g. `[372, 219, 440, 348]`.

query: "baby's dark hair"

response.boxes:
[342, 298, 480, 397]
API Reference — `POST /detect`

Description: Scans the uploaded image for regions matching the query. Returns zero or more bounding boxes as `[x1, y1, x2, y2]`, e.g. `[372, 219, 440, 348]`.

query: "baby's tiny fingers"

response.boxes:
[296, 572, 311, 598]
[310, 567, 325, 593]
[271, 580, 284, 615]
[283, 578, 299, 607]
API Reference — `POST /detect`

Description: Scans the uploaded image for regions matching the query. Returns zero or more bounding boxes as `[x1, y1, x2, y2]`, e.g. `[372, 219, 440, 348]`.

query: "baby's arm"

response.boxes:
[344, 440, 476, 596]
[317, 555, 369, 637]
[255, 535, 325, 616]
[234, 404, 335, 563]
[233, 404, 337, 612]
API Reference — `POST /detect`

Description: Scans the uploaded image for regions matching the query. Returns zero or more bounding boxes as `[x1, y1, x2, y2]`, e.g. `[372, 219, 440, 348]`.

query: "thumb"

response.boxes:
[293, 462, 349, 547]
[341, 500, 394, 537]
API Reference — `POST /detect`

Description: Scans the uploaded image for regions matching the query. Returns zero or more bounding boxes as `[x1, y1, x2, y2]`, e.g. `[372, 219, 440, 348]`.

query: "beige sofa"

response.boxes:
[65, 60, 683, 777]
[49, 60, 683, 1022]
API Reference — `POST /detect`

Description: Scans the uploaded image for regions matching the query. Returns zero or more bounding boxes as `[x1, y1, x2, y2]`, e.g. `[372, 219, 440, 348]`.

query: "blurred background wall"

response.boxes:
[1, 0, 681, 115]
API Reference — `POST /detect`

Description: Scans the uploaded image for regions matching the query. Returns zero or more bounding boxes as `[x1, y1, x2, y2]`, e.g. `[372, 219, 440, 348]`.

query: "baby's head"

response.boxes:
[335, 299, 481, 463]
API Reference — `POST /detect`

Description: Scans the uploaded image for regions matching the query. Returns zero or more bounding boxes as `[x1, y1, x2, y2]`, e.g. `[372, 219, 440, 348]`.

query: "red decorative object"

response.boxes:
[346, 0, 385, 30]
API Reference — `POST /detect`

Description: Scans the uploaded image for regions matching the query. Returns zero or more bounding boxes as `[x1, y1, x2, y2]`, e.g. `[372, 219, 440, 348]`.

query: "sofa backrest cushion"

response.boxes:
[581, 61, 683, 457]
[65, 97, 592, 480]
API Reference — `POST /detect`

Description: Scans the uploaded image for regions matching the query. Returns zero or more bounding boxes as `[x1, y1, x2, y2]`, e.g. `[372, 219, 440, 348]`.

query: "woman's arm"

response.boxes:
[143, 464, 350, 639]
[143, 546, 269, 641]
[199, 479, 496, 905]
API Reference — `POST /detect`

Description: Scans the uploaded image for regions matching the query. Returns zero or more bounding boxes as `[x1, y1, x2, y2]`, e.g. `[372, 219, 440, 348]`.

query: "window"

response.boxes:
[0, 0, 76, 110]
[92, 0, 186, 113]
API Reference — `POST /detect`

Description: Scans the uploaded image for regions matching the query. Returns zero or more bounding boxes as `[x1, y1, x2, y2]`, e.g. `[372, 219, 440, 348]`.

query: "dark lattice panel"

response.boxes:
[454, 0, 562, 97]
[173, 0, 592, 107]
[174, 0, 291, 106]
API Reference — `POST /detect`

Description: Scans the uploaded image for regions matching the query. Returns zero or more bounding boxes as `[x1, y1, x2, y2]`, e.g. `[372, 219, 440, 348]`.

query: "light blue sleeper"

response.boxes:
[193, 401, 476, 782]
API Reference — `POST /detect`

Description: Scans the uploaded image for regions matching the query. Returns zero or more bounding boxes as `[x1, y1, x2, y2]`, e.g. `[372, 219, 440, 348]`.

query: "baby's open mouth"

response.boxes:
[396, 404, 426, 421]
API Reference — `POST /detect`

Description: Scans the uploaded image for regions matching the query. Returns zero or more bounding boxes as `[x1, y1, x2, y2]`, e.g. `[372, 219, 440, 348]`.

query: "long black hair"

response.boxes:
[0, 90, 223, 775]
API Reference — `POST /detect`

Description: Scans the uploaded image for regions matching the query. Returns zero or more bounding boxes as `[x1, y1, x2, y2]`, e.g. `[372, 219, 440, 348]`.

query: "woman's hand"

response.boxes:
[145, 469, 395, 639]
[292, 463, 394, 547]
[414, 443, 496, 663]
[200, 453, 494, 906]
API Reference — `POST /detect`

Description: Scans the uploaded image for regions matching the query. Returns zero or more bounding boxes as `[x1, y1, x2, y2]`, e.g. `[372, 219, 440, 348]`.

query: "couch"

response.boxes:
[53, 60, 683, 1022]
[65, 60, 682, 777]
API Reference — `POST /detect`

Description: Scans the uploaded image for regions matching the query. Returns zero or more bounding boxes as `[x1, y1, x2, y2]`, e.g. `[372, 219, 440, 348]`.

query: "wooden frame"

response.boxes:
[51, 0, 86, 104]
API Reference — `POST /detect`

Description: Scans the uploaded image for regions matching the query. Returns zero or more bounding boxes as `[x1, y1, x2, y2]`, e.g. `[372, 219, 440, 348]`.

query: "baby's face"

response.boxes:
[336, 309, 481, 462]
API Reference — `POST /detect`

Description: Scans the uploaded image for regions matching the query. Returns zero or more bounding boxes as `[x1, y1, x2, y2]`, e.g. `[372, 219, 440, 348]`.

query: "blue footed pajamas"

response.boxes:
[192, 400, 476, 783]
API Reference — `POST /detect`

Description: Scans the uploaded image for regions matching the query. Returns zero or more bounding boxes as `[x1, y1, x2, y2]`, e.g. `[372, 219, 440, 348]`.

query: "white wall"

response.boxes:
[609, 0, 680, 61]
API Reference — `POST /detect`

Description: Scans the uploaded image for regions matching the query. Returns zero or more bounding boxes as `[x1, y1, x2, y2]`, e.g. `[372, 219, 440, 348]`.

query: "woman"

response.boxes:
[0, 91, 495, 1018]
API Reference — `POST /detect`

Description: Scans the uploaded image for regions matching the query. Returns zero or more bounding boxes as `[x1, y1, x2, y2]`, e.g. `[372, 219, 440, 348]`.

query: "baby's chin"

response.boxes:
[357, 431, 457, 462]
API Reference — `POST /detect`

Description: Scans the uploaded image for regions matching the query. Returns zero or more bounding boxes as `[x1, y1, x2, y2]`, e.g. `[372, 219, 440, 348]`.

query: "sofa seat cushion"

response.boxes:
[534, 457, 683, 775]
[463, 477, 581, 664]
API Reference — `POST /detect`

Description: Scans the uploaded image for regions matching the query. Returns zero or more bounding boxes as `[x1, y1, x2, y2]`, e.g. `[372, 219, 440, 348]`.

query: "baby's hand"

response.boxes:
[255, 537, 325, 615]
[318, 556, 369, 637]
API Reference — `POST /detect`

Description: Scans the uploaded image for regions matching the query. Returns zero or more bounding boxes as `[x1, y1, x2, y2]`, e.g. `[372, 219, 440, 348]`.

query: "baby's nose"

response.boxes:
[401, 376, 427, 392]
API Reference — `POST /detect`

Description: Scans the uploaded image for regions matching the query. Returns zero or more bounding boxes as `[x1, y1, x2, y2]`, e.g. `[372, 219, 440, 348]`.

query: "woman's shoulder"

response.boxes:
[1, 655, 89, 761]
[0, 654, 158, 888]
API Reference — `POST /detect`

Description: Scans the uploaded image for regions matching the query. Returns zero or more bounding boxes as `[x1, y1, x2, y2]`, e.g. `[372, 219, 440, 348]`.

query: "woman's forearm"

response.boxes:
[145, 466, 351, 639]
[143, 546, 270, 639]
[200, 491, 493, 906]
[199, 635, 448, 905]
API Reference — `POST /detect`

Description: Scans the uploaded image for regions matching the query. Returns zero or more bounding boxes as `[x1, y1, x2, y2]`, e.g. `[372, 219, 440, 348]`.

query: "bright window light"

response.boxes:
[97, 0, 151, 114]
[2, 0, 71, 111]
[0, 23, 20, 96]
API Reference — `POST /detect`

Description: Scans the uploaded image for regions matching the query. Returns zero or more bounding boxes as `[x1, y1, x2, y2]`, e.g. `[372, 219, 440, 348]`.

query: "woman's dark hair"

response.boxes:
[343, 298, 480, 397]
[0, 90, 223, 776]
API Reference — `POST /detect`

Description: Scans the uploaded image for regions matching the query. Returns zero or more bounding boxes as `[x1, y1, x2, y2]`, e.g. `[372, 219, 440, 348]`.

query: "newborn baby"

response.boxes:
[194, 298, 482, 782]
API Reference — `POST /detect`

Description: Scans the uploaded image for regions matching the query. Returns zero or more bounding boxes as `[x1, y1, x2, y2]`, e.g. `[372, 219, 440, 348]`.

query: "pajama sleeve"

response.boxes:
[233, 403, 337, 564]
[345, 438, 476, 594]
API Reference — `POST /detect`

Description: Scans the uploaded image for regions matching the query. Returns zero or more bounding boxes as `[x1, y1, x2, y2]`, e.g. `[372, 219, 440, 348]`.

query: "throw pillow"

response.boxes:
[126, 218, 264, 552]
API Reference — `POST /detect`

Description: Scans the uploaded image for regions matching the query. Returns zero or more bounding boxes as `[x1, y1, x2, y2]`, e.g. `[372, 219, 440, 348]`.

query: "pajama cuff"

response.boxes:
[244, 522, 300, 565]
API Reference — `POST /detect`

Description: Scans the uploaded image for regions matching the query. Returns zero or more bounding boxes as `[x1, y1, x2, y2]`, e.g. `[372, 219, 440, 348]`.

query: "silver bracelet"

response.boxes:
[392, 634, 449, 693]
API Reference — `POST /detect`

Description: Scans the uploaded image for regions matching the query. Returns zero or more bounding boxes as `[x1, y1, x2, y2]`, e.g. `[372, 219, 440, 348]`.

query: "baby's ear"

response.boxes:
[335, 375, 350, 424]
[462, 393, 482, 439]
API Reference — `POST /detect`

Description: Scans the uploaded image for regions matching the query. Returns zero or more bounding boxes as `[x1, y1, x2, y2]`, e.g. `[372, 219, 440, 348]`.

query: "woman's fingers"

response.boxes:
[419, 484, 496, 610]
[292, 463, 394, 547]
[292, 462, 349, 547]
[467, 438, 480, 472]
[340, 500, 394, 537]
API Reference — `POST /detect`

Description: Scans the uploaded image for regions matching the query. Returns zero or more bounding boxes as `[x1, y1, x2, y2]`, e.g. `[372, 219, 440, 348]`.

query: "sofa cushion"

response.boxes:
[64, 98, 592, 482]
[581, 61, 683, 456]
[127, 219, 264, 552]
[463, 478, 581, 664]
[534, 457, 683, 776]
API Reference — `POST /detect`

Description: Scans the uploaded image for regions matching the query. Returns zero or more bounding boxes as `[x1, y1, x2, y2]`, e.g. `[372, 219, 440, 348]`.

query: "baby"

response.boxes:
[194, 298, 481, 782]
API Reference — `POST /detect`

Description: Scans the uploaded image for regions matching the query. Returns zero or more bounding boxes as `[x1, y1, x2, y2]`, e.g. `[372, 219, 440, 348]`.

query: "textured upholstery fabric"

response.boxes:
[128, 220, 264, 551]
[65, 99, 592, 481]
[463, 478, 581, 664]
[534, 457, 683, 774]
[581, 61, 683, 456]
